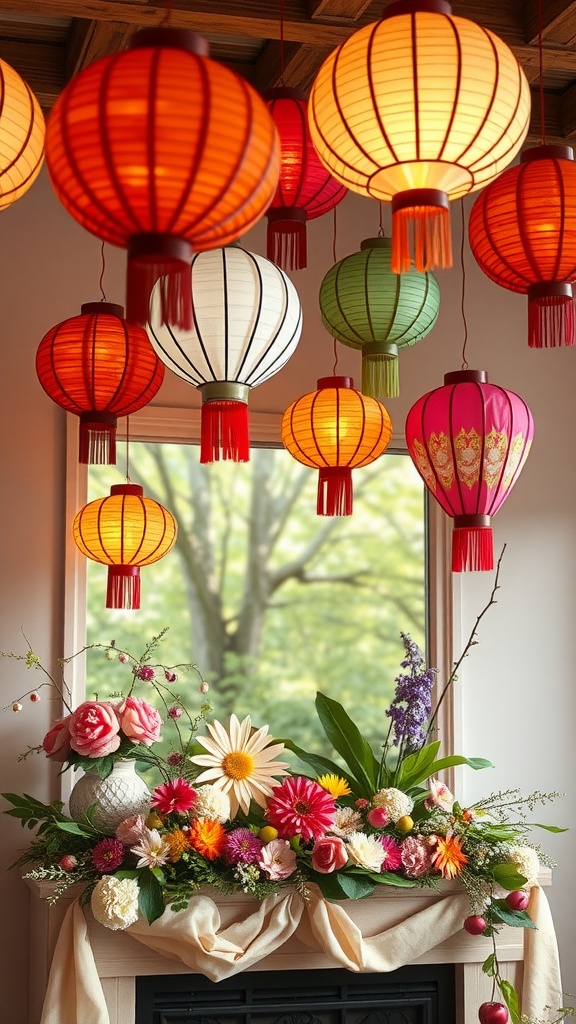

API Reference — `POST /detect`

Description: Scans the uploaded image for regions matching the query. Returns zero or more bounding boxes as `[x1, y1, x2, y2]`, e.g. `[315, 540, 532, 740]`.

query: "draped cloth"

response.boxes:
[40, 885, 562, 1024]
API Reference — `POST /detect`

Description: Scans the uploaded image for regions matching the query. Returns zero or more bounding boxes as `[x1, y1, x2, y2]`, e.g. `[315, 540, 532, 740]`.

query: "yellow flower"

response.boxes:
[190, 714, 289, 817]
[317, 774, 351, 798]
[431, 834, 468, 879]
[165, 829, 189, 863]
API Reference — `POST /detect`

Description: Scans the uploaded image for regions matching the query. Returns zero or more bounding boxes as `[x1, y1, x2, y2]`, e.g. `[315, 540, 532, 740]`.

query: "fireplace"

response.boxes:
[135, 966, 456, 1024]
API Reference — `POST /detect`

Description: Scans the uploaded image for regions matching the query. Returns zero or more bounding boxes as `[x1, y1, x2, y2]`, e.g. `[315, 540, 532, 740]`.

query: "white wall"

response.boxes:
[0, 169, 574, 1022]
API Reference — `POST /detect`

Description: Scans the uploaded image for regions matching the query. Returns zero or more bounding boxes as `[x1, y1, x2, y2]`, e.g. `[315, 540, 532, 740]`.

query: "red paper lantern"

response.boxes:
[265, 88, 347, 270]
[282, 376, 392, 515]
[36, 303, 164, 464]
[405, 370, 534, 572]
[73, 484, 177, 609]
[45, 28, 280, 328]
[468, 145, 576, 348]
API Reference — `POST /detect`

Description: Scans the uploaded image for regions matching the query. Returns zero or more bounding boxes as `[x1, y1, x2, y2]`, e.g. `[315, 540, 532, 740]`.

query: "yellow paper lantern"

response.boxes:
[308, 0, 530, 273]
[0, 58, 45, 209]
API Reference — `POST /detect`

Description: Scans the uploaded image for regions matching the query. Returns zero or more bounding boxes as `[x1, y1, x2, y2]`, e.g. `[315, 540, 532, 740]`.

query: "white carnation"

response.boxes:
[346, 831, 386, 872]
[191, 783, 231, 823]
[372, 787, 414, 823]
[507, 845, 541, 887]
[91, 875, 140, 931]
[330, 806, 363, 837]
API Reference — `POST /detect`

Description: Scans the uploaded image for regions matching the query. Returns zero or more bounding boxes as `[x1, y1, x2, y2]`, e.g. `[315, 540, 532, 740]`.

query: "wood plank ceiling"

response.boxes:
[1, 0, 576, 144]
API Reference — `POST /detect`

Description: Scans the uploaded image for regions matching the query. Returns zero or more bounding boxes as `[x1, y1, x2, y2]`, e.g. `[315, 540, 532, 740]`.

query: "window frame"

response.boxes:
[62, 407, 461, 800]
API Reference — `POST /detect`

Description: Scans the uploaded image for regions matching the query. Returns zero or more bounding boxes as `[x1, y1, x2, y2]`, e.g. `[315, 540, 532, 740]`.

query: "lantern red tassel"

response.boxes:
[106, 566, 141, 610]
[200, 400, 250, 464]
[527, 282, 575, 348]
[452, 517, 494, 572]
[318, 467, 353, 516]
[266, 208, 307, 271]
[79, 412, 117, 465]
[392, 190, 452, 273]
[127, 236, 194, 329]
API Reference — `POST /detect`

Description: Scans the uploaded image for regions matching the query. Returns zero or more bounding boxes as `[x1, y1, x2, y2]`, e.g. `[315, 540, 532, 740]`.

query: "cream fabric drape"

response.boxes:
[40, 885, 562, 1024]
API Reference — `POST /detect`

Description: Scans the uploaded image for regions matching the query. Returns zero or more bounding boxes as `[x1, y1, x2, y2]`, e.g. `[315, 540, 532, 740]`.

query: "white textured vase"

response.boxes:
[68, 759, 150, 835]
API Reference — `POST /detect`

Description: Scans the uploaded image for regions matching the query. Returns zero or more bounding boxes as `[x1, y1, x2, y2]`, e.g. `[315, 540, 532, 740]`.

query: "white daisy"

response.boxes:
[130, 827, 171, 869]
[190, 714, 289, 817]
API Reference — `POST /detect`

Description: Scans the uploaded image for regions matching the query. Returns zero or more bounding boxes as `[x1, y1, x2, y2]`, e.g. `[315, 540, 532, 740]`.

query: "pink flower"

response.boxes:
[59, 854, 78, 872]
[151, 778, 197, 815]
[379, 834, 402, 871]
[43, 716, 72, 762]
[355, 798, 369, 810]
[137, 666, 155, 681]
[168, 706, 183, 719]
[258, 838, 297, 880]
[225, 828, 263, 865]
[167, 752, 185, 767]
[117, 696, 162, 746]
[266, 776, 336, 841]
[400, 836, 435, 878]
[165, 671, 178, 683]
[311, 835, 348, 874]
[115, 814, 147, 845]
[367, 807, 389, 828]
[425, 777, 455, 813]
[68, 702, 121, 758]
[92, 837, 125, 873]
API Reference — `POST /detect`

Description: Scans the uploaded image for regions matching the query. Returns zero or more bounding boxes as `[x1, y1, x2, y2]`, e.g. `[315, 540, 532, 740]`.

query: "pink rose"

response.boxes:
[400, 836, 435, 878]
[69, 701, 121, 758]
[117, 696, 162, 746]
[43, 716, 72, 762]
[311, 836, 348, 874]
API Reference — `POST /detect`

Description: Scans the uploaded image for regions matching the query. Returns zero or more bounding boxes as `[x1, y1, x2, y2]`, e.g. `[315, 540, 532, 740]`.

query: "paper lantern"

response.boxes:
[468, 145, 576, 348]
[0, 58, 45, 210]
[282, 376, 393, 516]
[308, 0, 530, 274]
[73, 484, 177, 609]
[45, 28, 280, 328]
[405, 370, 534, 572]
[265, 88, 347, 270]
[319, 237, 440, 397]
[147, 245, 302, 463]
[36, 302, 165, 464]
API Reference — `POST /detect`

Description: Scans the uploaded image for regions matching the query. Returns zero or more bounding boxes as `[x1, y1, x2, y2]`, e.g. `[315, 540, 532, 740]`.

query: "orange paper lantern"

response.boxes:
[45, 28, 280, 328]
[73, 484, 177, 610]
[0, 58, 45, 210]
[282, 376, 392, 516]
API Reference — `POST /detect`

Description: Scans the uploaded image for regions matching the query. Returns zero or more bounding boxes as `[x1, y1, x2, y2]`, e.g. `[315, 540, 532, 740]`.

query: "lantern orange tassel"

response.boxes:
[392, 190, 452, 273]
[200, 401, 250, 464]
[528, 283, 575, 348]
[452, 518, 494, 573]
[318, 467, 353, 516]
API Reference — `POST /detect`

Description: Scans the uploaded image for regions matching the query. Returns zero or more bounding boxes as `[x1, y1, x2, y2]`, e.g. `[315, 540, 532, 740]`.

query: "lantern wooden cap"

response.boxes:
[317, 376, 354, 390]
[443, 369, 488, 385]
[110, 483, 144, 497]
[360, 237, 391, 251]
[521, 144, 574, 164]
[384, 0, 452, 18]
[80, 302, 124, 318]
[128, 27, 210, 56]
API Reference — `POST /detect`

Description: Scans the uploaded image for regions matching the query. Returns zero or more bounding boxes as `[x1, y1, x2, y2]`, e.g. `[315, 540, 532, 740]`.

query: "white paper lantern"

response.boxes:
[148, 245, 303, 462]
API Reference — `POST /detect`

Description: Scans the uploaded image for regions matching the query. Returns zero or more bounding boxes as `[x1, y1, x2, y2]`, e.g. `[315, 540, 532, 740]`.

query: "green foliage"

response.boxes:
[492, 863, 528, 890]
[491, 899, 537, 930]
[314, 693, 380, 796]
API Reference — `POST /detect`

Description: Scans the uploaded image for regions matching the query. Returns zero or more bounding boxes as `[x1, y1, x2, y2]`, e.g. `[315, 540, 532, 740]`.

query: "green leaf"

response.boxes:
[312, 873, 349, 901]
[499, 979, 521, 1024]
[491, 901, 536, 929]
[278, 740, 355, 788]
[365, 871, 419, 889]
[492, 864, 528, 890]
[150, 866, 166, 885]
[314, 693, 378, 795]
[114, 870, 139, 880]
[394, 742, 440, 789]
[137, 869, 165, 924]
[55, 821, 94, 837]
[531, 823, 568, 833]
[482, 952, 496, 976]
[333, 872, 375, 900]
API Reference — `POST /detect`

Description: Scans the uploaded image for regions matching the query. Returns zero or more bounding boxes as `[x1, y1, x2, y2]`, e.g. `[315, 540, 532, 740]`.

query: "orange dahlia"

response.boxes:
[188, 819, 227, 860]
[431, 833, 468, 879]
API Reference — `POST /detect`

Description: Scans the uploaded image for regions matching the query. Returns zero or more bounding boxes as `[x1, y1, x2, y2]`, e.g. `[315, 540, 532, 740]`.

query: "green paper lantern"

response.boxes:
[319, 237, 440, 398]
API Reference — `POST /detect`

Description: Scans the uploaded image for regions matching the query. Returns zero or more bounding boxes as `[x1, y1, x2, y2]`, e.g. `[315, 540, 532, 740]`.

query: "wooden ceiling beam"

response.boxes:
[511, 42, 576, 75]
[524, 0, 576, 46]
[253, 39, 332, 92]
[66, 18, 134, 80]
[0, 38, 64, 108]
[306, 0, 372, 23]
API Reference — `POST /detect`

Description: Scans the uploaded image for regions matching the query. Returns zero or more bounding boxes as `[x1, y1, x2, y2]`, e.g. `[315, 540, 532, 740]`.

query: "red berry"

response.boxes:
[59, 854, 78, 872]
[505, 889, 530, 911]
[165, 670, 178, 683]
[478, 1002, 509, 1024]
[464, 915, 487, 935]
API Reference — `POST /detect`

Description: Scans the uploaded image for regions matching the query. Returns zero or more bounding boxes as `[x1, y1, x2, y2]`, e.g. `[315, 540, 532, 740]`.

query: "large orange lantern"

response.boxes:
[468, 145, 576, 348]
[0, 58, 45, 210]
[308, 0, 530, 274]
[36, 303, 164, 464]
[282, 376, 392, 516]
[73, 484, 177, 609]
[405, 370, 534, 572]
[45, 28, 280, 328]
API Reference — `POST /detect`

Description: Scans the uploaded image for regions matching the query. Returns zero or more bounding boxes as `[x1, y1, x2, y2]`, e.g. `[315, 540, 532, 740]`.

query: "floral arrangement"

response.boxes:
[1, 610, 569, 1024]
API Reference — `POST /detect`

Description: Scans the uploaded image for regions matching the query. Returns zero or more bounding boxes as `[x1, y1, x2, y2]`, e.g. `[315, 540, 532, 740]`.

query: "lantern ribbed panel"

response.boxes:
[265, 89, 347, 270]
[36, 303, 165, 464]
[73, 484, 177, 609]
[0, 59, 45, 209]
[148, 246, 302, 462]
[282, 376, 392, 515]
[468, 146, 576, 347]
[45, 29, 280, 327]
[319, 237, 440, 397]
[405, 370, 534, 571]
[308, 1, 529, 272]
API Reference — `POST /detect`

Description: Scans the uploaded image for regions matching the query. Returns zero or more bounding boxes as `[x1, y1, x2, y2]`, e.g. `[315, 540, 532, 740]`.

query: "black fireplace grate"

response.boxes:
[136, 966, 456, 1024]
